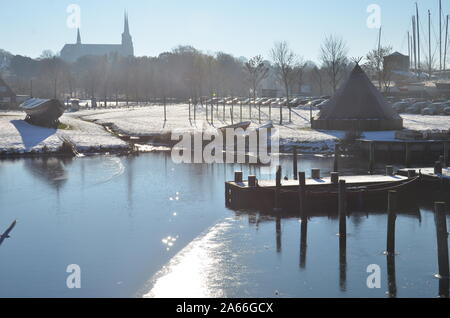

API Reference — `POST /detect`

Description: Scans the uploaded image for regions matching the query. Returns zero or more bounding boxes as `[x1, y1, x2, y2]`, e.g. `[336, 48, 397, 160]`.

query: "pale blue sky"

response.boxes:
[0, 0, 447, 62]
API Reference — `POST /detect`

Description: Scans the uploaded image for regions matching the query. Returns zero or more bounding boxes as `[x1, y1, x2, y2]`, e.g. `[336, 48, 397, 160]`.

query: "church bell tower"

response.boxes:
[121, 12, 134, 56]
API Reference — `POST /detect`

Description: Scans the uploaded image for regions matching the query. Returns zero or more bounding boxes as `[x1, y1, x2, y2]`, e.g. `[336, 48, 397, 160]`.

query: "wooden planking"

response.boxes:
[230, 174, 408, 188]
[398, 167, 450, 178]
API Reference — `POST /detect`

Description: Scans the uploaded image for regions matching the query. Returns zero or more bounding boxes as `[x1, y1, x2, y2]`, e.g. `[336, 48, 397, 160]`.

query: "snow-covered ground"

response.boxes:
[1, 104, 449, 156]
[0, 112, 129, 155]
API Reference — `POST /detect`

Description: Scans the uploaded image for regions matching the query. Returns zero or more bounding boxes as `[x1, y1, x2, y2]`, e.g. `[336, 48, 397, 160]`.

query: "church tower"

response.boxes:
[121, 12, 134, 56]
[76, 28, 81, 45]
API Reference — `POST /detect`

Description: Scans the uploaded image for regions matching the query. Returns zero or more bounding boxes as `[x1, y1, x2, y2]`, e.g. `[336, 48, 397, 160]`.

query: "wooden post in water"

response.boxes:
[368, 141, 375, 175]
[387, 253, 397, 298]
[248, 175, 257, 187]
[274, 165, 282, 211]
[234, 171, 243, 183]
[435, 202, 449, 280]
[435, 161, 443, 175]
[163, 96, 167, 122]
[338, 180, 347, 238]
[386, 166, 394, 176]
[405, 142, 411, 168]
[444, 142, 448, 167]
[386, 190, 397, 255]
[333, 145, 339, 173]
[293, 147, 298, 180]
[331, 172, 339, 184]
[298, 172, 306, 218]
[311, 169, 321, 179]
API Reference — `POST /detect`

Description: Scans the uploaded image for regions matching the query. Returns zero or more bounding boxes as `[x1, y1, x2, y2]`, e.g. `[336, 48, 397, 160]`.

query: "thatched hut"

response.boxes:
[311, 64, 403, 131]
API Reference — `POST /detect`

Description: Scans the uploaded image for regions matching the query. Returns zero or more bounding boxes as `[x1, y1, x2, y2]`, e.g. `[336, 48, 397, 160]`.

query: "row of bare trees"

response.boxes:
[4, 36, 356, 109]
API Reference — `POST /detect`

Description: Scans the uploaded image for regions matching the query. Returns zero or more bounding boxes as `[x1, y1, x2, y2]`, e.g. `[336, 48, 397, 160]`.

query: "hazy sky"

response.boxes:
[1, 0, 447, 62]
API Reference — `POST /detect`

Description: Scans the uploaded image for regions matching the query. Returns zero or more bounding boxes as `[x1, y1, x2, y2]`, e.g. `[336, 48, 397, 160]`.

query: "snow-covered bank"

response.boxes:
[1, 104, 449, 157]
[0, 112, 129, 156]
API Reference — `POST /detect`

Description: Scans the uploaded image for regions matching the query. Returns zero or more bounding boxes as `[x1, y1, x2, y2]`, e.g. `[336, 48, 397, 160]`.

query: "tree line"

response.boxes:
[1, 35, 394, 103]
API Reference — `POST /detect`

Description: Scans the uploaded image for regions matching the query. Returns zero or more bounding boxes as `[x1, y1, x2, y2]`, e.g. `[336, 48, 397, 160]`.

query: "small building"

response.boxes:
[0, 77, 17, 109]
[311, 64, 403, 131]
[384, 52, 410, 72]
[261, 89, 278, 98]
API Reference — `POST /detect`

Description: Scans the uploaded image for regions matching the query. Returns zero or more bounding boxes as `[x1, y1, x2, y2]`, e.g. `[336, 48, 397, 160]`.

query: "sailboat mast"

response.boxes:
[440, 0, 442, 71]
[445, 15, 449, 71]
[417, 2, 421, 75]
[413, 16, 417, 71]
[429, 9, 432, 77]
[408, 31, 411, 69]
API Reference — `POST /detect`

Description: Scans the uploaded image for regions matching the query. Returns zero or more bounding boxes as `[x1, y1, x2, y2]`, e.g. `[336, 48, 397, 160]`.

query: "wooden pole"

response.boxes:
[188, 98, 191, 121]
[405, 142, 411, 168]
[258, 102, 261, 124]
[276, 217, 282, 253]
[163, 96, 167, 122]
[339, 233, 347, 291]
[240, 100, 243, 122]
[293, 147, 298, 180]
[338, 180, 347, 237]
[369, 141, 375, 174]
[300, 216, 307, 269]
[298, 172, 306, 218]
[435, 202, 449, 280]
[274, 166, 282, 211]
[234, 171, 243, 183]
[387, 254, 397, 298]
[386, 190, 397, 255]
[333, 144, 339, 172]
[444, 142, 448, 167]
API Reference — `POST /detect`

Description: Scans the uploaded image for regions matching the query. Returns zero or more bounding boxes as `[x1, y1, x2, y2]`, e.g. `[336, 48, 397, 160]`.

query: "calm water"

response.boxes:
[0, 153, 448, 298]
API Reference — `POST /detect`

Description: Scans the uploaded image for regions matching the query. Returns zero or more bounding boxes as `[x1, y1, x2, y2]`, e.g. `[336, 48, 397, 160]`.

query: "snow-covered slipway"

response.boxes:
[0, 104, 449, 156]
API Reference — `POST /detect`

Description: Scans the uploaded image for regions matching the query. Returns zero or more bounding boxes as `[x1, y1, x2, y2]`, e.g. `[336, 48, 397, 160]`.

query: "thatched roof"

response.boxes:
[317, 64, 401, 121]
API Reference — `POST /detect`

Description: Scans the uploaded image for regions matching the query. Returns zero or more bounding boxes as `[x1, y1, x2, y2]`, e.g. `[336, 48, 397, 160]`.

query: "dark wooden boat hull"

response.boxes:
[20, 99, 65, 128]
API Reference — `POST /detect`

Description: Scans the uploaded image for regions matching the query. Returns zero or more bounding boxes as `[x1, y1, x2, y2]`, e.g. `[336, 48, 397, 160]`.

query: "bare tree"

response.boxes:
[244, 55, 269, 102]
[364, 45, 393, 92]
[293, 58, 307, 95]
[271, 41, 296, 124]
[320, 35, 348, 93]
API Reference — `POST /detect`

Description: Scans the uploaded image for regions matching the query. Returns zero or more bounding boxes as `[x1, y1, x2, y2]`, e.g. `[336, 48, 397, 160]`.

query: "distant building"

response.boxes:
[0, 77, 16, 109]
[261, 89, 278, 98]
[60, 13, 134, 62]
[383, 52, 410, 72]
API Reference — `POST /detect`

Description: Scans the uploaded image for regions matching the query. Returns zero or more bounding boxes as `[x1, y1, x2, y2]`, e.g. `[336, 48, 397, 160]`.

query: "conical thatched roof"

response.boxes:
[312, 64, 403, 131]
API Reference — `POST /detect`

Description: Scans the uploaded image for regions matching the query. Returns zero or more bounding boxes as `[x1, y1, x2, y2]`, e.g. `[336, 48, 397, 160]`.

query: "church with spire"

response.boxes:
[60, 12, 134, 62]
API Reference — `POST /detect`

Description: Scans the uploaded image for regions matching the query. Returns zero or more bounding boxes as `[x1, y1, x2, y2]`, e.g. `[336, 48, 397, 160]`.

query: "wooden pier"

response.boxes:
[225, 169, 420, 214]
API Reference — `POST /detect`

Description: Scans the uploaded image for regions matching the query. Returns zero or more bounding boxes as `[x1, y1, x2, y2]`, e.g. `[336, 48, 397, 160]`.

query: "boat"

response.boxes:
[20, 98, 65, 128]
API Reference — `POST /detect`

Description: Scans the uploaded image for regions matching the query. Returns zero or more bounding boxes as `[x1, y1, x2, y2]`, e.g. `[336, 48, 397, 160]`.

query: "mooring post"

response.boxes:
[163, 96, 167, 122]
[293, 147, 298, 180]
[386, 190, 397, 255]
[405, 142, 411, 168]
[211, 101, 214, 125]
[387, 254, 397, 298]
[248, 175, 257, 187]
[298, 172, 306, 218]
[435, 161, 443, 175]
[435, 202, 449, 280]
[368, 141, 375, 175]
[331, 172, 339, 184]
[440, 155, 445, 169]
[444, 142, 449, 167]
[234, 171, 243, 183]
[274, 166, 282, 211]
[333, 144, 339, 172]
[206, 101, 209, 122]
[311, 169, 320, 180]
[386, 165, 394, 176]
[300, 215, 308, 269]
[194, 99, 196, 121]
[338, 180, 347, 237]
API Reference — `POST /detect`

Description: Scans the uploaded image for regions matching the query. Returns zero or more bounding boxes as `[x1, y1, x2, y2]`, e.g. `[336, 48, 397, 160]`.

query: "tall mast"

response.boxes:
[445, 15, 449, 71]
[408, 31, 411, 69]
[413, 16, 417, 71]
[440, 0, 442, 71]
[429, 10, 432, 78]
[416, 2, 421, 75]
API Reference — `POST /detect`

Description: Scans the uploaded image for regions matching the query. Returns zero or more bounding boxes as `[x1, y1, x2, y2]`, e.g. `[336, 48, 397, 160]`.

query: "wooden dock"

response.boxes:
[225, 169, 420, 214]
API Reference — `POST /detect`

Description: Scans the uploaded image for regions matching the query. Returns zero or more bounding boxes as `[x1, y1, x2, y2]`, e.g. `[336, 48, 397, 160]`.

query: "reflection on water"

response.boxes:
[0, 153, 449, 298]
